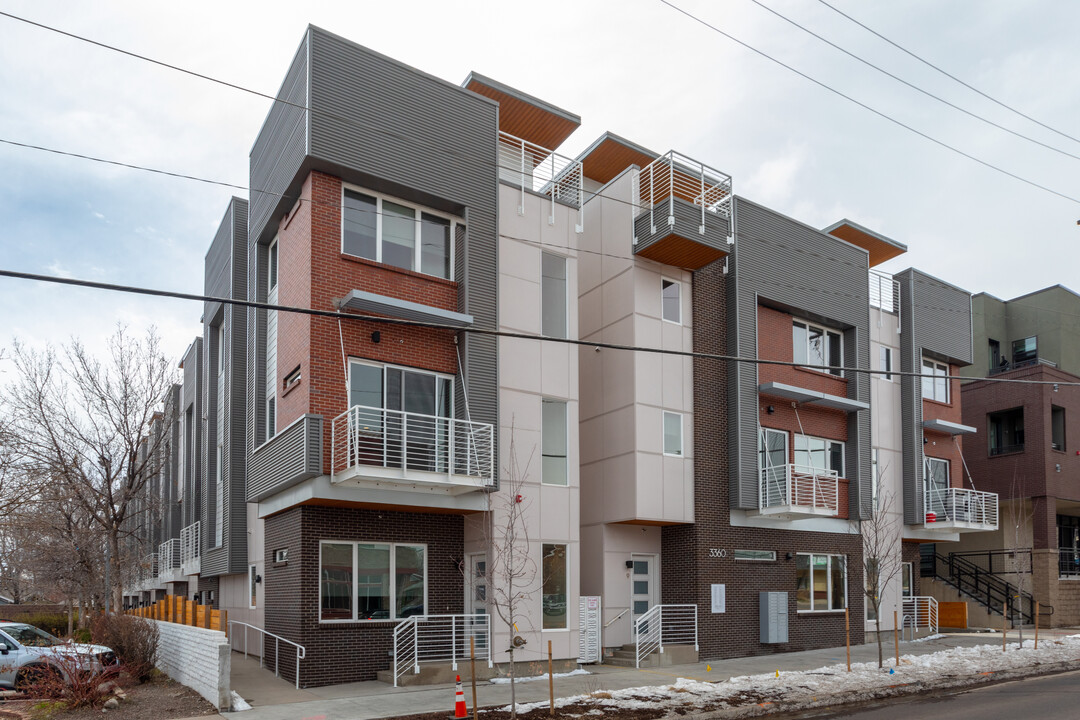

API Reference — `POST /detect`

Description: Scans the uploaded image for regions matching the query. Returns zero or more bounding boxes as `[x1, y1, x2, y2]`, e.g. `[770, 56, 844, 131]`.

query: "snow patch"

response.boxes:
[230, 691, 252, 711]
[490, 668, 591, 684]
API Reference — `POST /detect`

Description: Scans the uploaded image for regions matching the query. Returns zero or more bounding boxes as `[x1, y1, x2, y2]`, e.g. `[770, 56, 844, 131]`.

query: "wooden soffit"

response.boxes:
[578, 132, 659, 184]
[824, 219, 907, 268]
[463, 72, 580, 151]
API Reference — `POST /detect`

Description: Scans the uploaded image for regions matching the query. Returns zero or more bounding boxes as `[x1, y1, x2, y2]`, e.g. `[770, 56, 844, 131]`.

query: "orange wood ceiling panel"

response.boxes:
[466, 80, 579, 151]
[581, 137, 657, 184]
[827, 224, 906, 267]
[636, 233, 728, 271]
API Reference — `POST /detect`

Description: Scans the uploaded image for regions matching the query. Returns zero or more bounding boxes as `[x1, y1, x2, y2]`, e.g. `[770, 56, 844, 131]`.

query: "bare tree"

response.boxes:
[1005, 472, 1035, 647]
[858, 467, 903, 668]
[3, 326, 175, 612]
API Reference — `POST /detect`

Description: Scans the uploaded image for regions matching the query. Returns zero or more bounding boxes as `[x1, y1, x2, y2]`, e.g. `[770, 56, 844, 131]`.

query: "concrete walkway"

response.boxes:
[217, 628, 1079, 720]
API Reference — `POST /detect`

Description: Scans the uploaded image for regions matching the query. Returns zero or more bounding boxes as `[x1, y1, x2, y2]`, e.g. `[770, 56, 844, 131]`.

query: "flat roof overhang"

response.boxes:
[463, 72, 580, 151]
[922, 418, 977, 435]
[339, 289, 474, 328]
[577, 131, 659, 184]
[759, 381, 869, 413]
[824, 219, 907, 268]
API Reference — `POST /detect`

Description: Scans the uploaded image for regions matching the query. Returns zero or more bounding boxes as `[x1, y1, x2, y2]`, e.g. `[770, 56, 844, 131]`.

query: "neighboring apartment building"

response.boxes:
[123, 25, 1002, 685]
[952, 286, 1080, 625]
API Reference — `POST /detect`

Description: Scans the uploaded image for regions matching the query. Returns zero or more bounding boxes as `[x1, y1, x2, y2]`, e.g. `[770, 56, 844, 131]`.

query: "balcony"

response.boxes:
[988, 356, 1057, 376]
[758, 464, 840, 518]
[633, 151, 733, 270]
[924, 487, 998, 532]
[331, 405, 495, 493]
[180, 522, 201, 577]
[869, 270, 900, 314]
[498, 130, 583, 231]
[158, 538, 182, 583]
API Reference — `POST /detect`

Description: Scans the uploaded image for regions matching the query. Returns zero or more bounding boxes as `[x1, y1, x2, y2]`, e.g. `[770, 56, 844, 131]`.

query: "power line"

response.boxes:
[1, 267, 1077, 388]
[749, 0, 1080, 162]
[814, 0, 1080, 148]
[2, 7, 1079, 209]
[657, 0, 1080, 205]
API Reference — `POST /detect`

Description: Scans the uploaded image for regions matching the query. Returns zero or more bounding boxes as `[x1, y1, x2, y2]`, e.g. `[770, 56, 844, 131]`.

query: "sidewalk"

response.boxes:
[209, 627, 1079, 720]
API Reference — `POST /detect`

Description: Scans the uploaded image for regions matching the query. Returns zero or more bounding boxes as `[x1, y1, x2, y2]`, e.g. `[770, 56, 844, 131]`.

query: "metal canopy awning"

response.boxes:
[922, 418, 977, 436]
[758, 381, 869, 413]
[339, 289, 474, 328]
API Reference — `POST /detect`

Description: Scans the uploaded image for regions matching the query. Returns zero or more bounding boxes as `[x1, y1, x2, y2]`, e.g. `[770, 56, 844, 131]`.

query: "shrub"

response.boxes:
[89, 614, 158, 683]
[71, 627, 92, 644]
[18, 651, 125, 709]
[8, 613, 73, 638]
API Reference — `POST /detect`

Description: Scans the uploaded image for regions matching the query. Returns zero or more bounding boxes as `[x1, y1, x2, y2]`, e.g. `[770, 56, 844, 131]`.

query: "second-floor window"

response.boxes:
[661, 279, 681, 324]
[541, 399, 568, 486]
[794, 435, 844, 476]
[1013, 336, 1037, 365]
[1053, 406, 1066, 451]
[793, 320, 842, 376]
[663, 411, 683, 456]
[989, 407, 1024, 456]
[341, 187, 458, 280]
[921, 359, 949, 403]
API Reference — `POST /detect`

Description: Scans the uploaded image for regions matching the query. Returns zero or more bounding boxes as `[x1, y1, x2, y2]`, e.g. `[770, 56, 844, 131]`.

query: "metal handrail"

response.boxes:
[924, 486, 998, 529]
[634, 604, 698, 668]
[498, 131, 584, 231]
[392, 614, 491, 687]
[229, 620, 306, 690]
[158, 538, 181, 573]
[901, 596, 938, 634]
[760, 464, 840, 513]
[331, 405, 495, 486]
[636, 151, 732, 239]
[869, 270, 900, 314]
[929, 552, 1053, 623]
[180, 521, 201, 568]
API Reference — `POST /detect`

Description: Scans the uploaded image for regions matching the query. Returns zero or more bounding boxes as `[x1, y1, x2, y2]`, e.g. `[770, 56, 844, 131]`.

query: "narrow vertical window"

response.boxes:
[663, 411, 683, 456]
[382, 200, 416, 271]
[266, 238, 279, 442]
[420, 213, 451, 279]
[320, 543, 353, 621]
[542, 544, 568, 629]
[541, 399, 568, 486]
[879, 346, 892, 381]
[215, 323, 225, 548]
[1053, 406, 1066, 451]
[541, 252, 567, 338]
[661, 279, 681, 324]
[249, 565, 258, 609]
[342, 190, 377, 260]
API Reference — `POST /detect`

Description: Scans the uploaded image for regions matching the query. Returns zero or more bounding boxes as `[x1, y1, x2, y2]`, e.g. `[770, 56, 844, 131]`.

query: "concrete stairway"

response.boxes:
[605, 643, 698, 668]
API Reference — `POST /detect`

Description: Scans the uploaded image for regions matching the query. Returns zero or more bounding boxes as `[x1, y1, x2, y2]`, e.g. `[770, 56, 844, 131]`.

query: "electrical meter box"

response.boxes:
[760, 591, 789, 644]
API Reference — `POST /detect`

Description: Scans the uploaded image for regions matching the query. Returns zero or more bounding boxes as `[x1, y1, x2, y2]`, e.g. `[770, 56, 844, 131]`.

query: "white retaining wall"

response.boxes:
[153, 620, 231, 710]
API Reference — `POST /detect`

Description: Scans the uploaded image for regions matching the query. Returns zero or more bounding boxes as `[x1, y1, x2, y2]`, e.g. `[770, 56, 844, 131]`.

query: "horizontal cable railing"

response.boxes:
[901, 596, 938, 634]
[392, 614, 491, 687]
[180, 521, 201, 568]
[869, 270, 900, 314]
[331, 405, 494, 486]
[760, 464, 840, 513]
[924, 486, 998, 529]
[637, 151, 732, 236]
[229, 621, 306, 690]
[634, 604, 698, 668]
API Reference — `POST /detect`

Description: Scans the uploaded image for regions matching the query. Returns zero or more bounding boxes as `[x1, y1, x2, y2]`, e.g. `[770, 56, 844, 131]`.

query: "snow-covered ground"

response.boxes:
[496, 637, 1080, 716]
[490, 669, 591, 685]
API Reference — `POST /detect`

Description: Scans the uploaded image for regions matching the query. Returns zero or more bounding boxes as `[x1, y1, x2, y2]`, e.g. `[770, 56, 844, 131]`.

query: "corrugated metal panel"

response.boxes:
[729, 197, 871, 511]
[633, 198, 730, 269]
[249, 30, 310, 246]
[247, 415, 323, 502]
[181, 337, 203, 530]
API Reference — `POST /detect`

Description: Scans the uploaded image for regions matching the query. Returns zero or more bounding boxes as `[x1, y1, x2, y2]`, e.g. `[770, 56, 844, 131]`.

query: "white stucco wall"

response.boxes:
[153, 620, 231, 710]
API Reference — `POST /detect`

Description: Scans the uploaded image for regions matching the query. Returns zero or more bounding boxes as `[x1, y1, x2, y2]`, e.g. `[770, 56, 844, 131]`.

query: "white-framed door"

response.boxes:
[630, 553, 658, 633]
[465, 553, 487, 652]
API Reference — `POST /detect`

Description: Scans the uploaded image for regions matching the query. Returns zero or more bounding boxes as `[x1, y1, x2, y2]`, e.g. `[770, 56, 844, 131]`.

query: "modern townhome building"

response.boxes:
[950, 285, 1080, 625]
[122, 24, 1004, 686]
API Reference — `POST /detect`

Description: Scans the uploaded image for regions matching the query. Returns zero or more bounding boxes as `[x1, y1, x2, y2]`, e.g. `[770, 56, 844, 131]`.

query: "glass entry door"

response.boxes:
[630, 554, 657, 634]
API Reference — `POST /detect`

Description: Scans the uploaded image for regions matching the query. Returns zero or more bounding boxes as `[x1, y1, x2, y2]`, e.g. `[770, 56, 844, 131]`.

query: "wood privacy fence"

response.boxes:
[126, 594, 228, 636]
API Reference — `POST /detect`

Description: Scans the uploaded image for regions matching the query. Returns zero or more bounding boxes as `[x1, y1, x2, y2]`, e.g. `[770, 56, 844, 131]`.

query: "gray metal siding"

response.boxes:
[633, 197, 731, 260]
[896, 268, 973, 524]
[249, 31, 310, 246]
[181, 338, 203, 530]
[247, 415, 323, 502]
[729, 197, 872, 515]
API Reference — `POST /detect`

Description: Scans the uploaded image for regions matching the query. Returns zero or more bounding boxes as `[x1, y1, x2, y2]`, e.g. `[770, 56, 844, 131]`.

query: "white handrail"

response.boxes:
[924, 486, 998, 530]
[392, 614, 492, 687]
[901, 596, 938, 635]
[229, 620, 307, 690]
[634, 604, 698, 668]
[760, 464, 840, 513]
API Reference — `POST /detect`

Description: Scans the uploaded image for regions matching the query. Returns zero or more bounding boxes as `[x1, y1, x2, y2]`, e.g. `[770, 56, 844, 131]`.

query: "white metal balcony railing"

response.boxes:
[498, 131, 583, 231]
[759, 464, 840, 516]
[636, 151, 733, 236]
[392, 614, 492, 687]
[901, 596, 939, 636]
[140, 553, 159, 585]
[331, 405, 495, 487]
[869, 269, 901, 315]
[180, 521, 201, 572]
[158, 538, 181, 575]
[924, 486, 998, 530]
[634, 604, 698, 668]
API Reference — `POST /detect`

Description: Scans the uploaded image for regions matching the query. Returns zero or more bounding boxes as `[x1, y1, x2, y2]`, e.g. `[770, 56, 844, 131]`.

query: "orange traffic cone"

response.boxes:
[452, 674, 467, 719]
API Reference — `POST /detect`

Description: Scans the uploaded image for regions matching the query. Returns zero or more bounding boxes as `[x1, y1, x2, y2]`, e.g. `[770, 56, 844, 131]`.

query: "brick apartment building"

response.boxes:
[122, 25, 1002, 685]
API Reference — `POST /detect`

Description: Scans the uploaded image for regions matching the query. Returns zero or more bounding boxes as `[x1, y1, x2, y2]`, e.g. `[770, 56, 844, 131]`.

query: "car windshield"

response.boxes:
[4, 624, 61, 648]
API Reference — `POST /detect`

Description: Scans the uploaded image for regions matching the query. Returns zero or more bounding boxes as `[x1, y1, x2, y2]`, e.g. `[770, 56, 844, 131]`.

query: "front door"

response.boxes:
[465, 554, 488, 653]
[630, 554, 658, 634]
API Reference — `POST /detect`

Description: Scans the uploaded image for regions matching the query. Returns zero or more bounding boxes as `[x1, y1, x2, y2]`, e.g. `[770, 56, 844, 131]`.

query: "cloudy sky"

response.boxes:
[1, 0, 1078, 367]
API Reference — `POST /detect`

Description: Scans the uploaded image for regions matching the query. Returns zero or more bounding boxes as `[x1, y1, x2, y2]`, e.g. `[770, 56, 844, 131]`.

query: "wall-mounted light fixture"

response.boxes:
[766, 405, 775, 414]
[371, 331, 381, 344]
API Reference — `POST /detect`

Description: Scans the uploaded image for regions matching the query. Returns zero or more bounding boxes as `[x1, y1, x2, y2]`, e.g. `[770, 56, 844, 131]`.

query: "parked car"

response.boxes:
[0, 621, 118, 691]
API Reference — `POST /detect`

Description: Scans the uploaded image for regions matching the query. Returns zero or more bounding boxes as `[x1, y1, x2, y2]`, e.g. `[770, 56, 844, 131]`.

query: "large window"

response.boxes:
[663, 412, 683, 456]
[1052, 406, 1066, 451]
[320, 541, 427, 622]
[921, 359, 949, 403]
[541, 252, 567, 338]
[793, 320, 842, 376]
[796, 553, 846, 612]
[988, 408, 1024, 456]
[341, 187, 457, 280]
[661, 279, 681, 324]
[542, 544, 567, 630]
[794, 435, 844, 476]
[541, 399, 568, 486]
[1012, 336, 1037, 365]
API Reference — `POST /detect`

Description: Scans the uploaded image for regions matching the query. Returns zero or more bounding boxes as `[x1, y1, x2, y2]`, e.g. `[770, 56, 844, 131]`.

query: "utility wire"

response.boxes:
[749, 0, 1080, 162]
[2, 7, 1079, 208]
[657, 0, 1080, 205]
[814, 0, 1080, 148]
[1, 268, 1077, 388]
